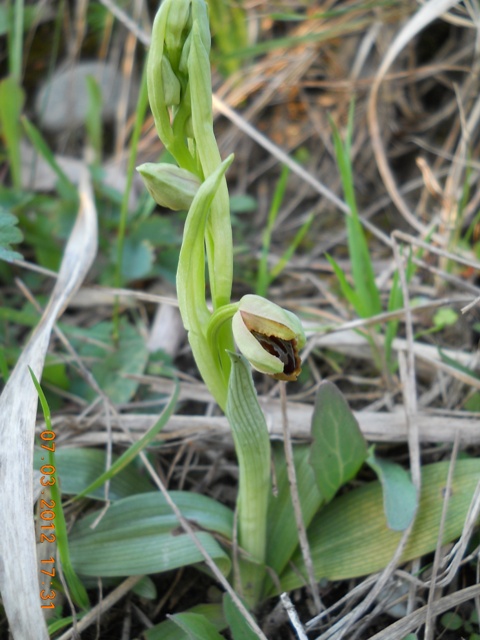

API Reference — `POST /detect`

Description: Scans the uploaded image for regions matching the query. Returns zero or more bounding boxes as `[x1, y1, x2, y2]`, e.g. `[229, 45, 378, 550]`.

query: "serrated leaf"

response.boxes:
[277, 459, 480, 592]
[170, 612, 225, 640]
[367, 449, 417, 531]
[0, 207, 23, 261]
[309, 381, 367, 502]
[69, 491, 233, 577]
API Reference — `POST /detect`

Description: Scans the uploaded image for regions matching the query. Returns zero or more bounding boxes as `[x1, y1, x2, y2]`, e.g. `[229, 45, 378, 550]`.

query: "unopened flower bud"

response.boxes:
[232, 295, 305, 381]
[137, 163, 200, 210]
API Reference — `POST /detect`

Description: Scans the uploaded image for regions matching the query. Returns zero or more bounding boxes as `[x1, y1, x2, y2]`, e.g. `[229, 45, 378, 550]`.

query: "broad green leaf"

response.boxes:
[69, 491, 233, 577]
[72, 320, 148, 404]
[33, 448, 153, 500]
[277, 459, 480, 592]
[223, 593, 259, 640]
[367, 449, 417, 531]
[144, 604, 225, 640]
[170, 612, 225, 640]
[309, 381, 367, 502]
[265, 444, 323, 580]
[0, 207, 23, 261]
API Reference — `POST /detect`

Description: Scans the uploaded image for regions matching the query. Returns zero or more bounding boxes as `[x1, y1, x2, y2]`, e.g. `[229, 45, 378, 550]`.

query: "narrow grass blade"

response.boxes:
[0, 77, 24, 189]
[256, 165, 289, 297]
[309, 381, 367, 502]
[0, 172, 97, 639]
[22, 116, 77, 197]
[29, 368, 89, 609]
[330, 105, 382, 319]
[33, 448, 154, 500]
[85, 75, 102, 164]
[72, 381, 179, 501]
[279, 459, 480, 591]
[269, 211, 314, 281]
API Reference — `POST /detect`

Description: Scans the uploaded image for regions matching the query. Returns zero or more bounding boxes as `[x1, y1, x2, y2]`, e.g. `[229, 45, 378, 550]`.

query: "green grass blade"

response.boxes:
[256, 165, 289, 297]
[21, 116, 76, 197]
[85, 75, 103, 165]
[0, 77, 24, 189]
[72, 380, 179, 501]
[33, 448, 154, 500]
[29, 368, 90, 609]
[330, 105, 382, 319]
[326, 253, 362, 311]
[113, 62, 150, 334]
[10, 0, 24, 81]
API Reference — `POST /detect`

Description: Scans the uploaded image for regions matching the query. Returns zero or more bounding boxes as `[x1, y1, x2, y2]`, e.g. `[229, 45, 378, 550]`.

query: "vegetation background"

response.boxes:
[1, 0, 480, 638]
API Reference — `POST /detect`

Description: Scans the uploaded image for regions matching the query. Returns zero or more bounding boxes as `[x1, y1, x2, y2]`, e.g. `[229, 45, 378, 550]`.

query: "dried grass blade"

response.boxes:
[0, 171, 97, 639]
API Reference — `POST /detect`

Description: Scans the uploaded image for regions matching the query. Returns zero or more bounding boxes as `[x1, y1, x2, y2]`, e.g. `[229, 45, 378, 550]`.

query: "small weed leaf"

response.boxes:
[366, 449, 418, 531]
[309, 381, 368, 502]
[0, 206, 23, 261]
[223, 594, 259, 640]
[170, 612, 225, 640]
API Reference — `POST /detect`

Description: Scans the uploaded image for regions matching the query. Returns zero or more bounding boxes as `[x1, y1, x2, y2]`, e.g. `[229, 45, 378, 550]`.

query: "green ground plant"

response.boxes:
[0, 0, 479, 638]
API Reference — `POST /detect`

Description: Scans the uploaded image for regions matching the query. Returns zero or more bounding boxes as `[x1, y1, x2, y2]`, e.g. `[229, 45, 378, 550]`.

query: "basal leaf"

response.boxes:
[144, 604, 225, 640]
[265, 444, 323, 580]
[367, 449, 418, 531]
[277, 459, 480, 592]
[69, 491, 233, 577]
[170, 612, 225, 640]
[309, 381, 367, 502]
[223, 593, 259, 640]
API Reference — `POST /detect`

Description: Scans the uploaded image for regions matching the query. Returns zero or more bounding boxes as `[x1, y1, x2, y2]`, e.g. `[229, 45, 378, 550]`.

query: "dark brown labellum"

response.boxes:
[251, 331, 302, 381]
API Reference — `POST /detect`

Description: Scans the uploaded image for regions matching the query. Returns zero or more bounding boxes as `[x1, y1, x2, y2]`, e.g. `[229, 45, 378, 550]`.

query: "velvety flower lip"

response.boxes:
[232, 295, 305, 381]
